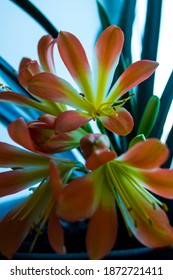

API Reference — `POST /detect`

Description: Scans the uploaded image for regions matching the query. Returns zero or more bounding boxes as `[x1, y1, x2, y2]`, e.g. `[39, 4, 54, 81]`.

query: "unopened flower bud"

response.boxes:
[80, 133, 110, 159]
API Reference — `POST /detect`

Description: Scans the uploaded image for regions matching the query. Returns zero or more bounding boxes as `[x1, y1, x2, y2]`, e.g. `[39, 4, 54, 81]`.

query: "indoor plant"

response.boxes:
[0, 0, 173, 260]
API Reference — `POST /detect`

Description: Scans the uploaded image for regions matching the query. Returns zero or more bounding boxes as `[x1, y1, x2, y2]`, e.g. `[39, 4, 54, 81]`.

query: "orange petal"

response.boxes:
[55, 110, 91, 132]
[49, 161, 63, 198]
[0, 186, 50, 258]
[0, 91, 44, 110]
[0, 168, 47, 196]
[119, 139, 169, 169]
[47, 210, 66, 254]
[141, 169, 173, 198]
[43, 131, 81, 153]
[100, 108, 134, 135]
[121, 199, 173, 248]
[86, 200, 118, 259]
[27, 72, 89, 110]
[94, 25, 124, 102]
[57, 175, 95, 222]
[31, 130, 80, 153]
[0, 208, 32, 259]
[18, 60, 41, 88]
[19, 57, 32, 73]
[0, 142, 49, 168]
[8, 118, 36, 152]
[86, 150, 117, 170]
[38, 35, 56, 73]
[80, 133, 110, 158]
[108, 60, 159, 102]
[38, 114, 57, 129]
[58, 31, 94, 102]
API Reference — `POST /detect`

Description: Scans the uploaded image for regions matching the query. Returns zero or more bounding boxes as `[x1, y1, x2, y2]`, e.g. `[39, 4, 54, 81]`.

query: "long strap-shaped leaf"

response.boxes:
[137, 0, 162, 119]
[163, 125, 173, 168]
[96, 0, 110, 31]
[101, 0, 123, 25]
[118, 0, 136, 64]
[151, 71, 173, 139]
[10, 0, 59, 38]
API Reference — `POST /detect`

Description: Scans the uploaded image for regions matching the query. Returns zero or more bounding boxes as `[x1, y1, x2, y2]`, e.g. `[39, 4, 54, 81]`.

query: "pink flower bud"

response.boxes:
[80, 133, 110, 159]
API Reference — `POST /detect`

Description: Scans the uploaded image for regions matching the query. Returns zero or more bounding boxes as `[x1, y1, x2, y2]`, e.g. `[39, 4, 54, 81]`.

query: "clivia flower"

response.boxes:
[56, 134, 173, 259]
[0, 126, 76, 258]
[0, 160, 75, 259]
[26, 25, 158, 135]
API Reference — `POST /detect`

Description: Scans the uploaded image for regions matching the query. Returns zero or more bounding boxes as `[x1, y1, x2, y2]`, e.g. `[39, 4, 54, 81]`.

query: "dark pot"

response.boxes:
[1, 219, 173, 260]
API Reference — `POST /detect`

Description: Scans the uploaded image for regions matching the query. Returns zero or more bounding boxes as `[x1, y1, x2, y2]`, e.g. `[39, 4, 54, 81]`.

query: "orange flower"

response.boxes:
[26, 25, 158, 135]
[57, 135, 173, 259]
[0, 161, 75, 259]
[0, 128, 76, 258]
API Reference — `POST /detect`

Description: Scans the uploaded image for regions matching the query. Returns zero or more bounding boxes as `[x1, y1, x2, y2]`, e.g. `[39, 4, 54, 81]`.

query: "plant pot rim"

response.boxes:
[1, 247, 173, 260]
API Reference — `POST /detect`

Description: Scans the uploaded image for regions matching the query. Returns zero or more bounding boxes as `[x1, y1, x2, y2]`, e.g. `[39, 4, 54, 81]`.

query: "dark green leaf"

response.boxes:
[137, 95, 160, 137]
[137, 0, 162, 118]
[163, 125, 173, 168]
[101, 0, 124, 25]
[151, 71, 173, 138]
[128, 134, 146, 149]
[96, 0, 111, 30]
[118, 0, 136, 63]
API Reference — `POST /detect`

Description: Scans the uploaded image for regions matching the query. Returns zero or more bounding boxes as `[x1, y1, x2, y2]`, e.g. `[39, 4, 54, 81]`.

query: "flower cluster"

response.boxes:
[0, 25, 173, 259]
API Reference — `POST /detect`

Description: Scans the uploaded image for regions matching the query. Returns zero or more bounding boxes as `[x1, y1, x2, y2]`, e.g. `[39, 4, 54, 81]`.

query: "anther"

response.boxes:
[162, 203, 168, 212]
[152, 202, 156, 210]
[0, 84, 12, 91]
[134, 220, 138, 228]
[79, 93, 86, 98]
[35, 227, 42, 236]
[148, 219, 153, 226]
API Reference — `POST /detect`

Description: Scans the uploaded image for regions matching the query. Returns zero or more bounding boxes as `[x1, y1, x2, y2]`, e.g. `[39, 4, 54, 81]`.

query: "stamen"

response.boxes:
[29, 198, 53, 253]
[12, 177, 48, 221]
[33, 224, 43, 236]
[108, 162, 164, 228]
[106, 164, 138, 231]
[105, 167, 133, 237]
[0, 83, 12, 91]
[118, 164, 165, 210]
[111, 94, 135, 108]
[79, 92, 96, 113]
